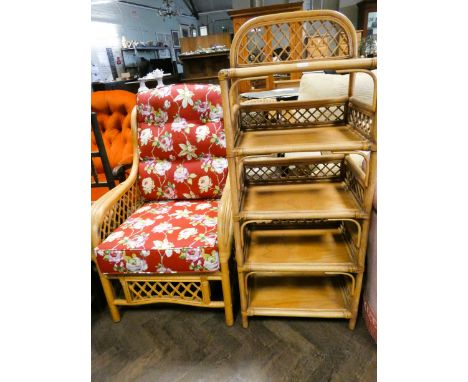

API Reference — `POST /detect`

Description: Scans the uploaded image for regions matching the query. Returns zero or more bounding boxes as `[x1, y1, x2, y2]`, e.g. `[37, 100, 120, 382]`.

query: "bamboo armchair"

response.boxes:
[91, 85, 234, 326]
[219, 10, 377, 329]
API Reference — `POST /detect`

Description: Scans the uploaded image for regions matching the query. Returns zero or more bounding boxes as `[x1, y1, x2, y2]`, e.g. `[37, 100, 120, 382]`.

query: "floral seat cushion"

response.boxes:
[94, 199, 221, 274]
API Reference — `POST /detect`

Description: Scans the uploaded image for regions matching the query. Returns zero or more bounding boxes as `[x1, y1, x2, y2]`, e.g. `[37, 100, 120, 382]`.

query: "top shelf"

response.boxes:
[231, 98, 376, 156]
[233, 124, 373, 156]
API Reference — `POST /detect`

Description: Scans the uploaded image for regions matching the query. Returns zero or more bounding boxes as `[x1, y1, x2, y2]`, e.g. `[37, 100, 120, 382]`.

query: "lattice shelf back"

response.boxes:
[343, 165, 364, 206]
[244, 158, 344, 185]
[231, 11, 357, 68]
[239, 102, 346, 131]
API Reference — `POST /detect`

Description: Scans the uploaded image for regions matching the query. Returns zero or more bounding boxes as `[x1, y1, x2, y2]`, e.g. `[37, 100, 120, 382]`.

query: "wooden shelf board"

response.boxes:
[234, 125, 371, 155]
[244, 228, 356, 272]
[179, 51, 229, 59]
[240, 181, 365, 220]
[247, 276, 351, 317]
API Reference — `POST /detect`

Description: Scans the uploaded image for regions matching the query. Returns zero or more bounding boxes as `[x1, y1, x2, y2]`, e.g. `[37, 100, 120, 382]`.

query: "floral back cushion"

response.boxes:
[136, 84, 227, 201]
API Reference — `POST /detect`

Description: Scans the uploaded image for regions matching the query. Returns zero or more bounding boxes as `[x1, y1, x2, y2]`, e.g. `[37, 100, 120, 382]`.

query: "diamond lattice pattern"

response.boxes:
[127, 280, 202, 302]
[245, 161, 343, 184]
[240, 104, 345, 131]
[237, 19, 352, 66]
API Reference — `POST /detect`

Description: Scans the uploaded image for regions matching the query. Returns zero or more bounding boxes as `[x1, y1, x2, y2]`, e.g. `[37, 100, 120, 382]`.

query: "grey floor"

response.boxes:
[91, 303, 376, 382]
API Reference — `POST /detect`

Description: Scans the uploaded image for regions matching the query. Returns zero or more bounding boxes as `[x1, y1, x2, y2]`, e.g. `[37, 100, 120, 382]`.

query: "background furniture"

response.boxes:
[179, 33, 231, 54]
[92, 46, 180, 93]
[91, 90, 136, 201]
[92, 75, 180, 93]
[91, 84, 234, 325]
[121, 46, 176, 77]
[178, 34, 231, 84]
[358, 0, 377, 39]
[220, 10, 377, 329]
[179, 52, 229, 84]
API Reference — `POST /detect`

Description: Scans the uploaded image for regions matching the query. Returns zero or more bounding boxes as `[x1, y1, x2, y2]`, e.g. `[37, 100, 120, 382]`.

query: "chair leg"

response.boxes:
[220, 261, 234, 326]
[99, 274, 121, 322]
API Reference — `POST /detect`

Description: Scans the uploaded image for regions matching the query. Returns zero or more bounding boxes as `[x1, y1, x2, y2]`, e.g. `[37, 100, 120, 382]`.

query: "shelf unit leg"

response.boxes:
[348, 271, 364, 330]
[237, 270, 249, 328]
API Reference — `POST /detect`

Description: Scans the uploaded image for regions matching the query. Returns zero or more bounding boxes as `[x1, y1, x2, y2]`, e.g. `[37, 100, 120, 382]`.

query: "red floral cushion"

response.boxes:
[136, 84, 227, 201]
[137, 84, 223, 124]
[138, 121, 226, 160]
[94, 200, 221, 274]
[138, 157, 228, 200]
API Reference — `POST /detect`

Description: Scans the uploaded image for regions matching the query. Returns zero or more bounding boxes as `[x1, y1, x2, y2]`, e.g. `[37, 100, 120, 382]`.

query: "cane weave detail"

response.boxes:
[338, 276, 352, 307]
[348, 105, 373, 140]
[247, 219, 335, 229]
[339, 222, 358, 262]
[240, 104, 346, 131]
[235, 19, 353, 67]
[244, 160, 343, 184]
[126, 280, 203, 303]
[344, 166, 364, 206]
[99, 183, 144, 243]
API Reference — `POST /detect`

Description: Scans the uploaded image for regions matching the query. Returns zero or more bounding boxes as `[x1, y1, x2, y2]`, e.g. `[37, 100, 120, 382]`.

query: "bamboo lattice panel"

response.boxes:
[124, 279, 203, 303]
[244, 160, 343, 184]
[99, 183, 143, 243]
[231, 12, 357, 67]
[240, 103, 346, 131]
[348, 103, 374, 141]
[344, 165, 365, 206]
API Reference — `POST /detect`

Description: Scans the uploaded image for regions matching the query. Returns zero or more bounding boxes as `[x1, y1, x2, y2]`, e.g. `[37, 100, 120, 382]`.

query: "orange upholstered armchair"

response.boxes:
[91, 90, 136, 201]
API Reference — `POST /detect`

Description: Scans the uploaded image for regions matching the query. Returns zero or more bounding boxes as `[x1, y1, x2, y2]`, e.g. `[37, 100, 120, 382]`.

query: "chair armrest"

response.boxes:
[91, 161, 143, 254]
[217, 181, 233, 264]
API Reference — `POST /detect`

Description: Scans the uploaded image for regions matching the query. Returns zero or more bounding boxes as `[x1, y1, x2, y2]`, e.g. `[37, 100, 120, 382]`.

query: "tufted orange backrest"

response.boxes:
[91, 90, 136, 201]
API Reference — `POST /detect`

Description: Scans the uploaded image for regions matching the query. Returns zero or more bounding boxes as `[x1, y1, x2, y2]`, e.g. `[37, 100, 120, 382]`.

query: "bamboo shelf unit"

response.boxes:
[219, 10, 377, 329]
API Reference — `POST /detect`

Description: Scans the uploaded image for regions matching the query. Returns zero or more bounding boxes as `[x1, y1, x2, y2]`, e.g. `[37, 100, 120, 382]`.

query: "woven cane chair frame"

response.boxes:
[91, 107, 234, 326]
[219, 10, 377, 329]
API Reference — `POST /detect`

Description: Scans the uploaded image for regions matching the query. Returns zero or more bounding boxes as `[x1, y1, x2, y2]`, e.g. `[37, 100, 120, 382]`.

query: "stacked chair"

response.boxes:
[218, 10, 377, 329]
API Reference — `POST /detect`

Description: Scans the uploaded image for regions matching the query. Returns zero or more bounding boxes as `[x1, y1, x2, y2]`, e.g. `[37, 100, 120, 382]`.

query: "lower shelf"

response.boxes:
[247, 275, 352, 318]
[243, 223, 359, 272]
